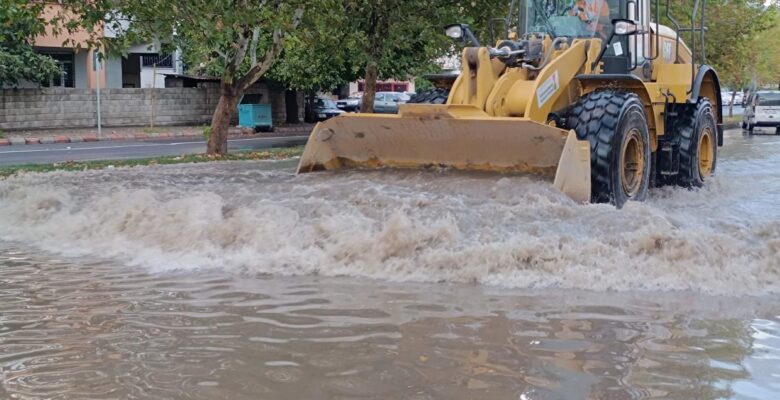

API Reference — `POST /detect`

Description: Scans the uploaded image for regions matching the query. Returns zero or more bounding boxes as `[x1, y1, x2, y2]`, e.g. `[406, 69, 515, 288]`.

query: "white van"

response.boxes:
[743, 90, 780, 134]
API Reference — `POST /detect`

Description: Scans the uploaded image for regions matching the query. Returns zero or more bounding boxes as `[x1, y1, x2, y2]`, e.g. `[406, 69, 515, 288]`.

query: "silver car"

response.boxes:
[361, 92, 411, 114]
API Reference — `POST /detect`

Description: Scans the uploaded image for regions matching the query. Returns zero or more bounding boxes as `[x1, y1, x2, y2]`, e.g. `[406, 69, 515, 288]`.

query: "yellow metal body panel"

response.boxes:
[448, 48, 506, 110]
[654, 64, 692, 102]
[493, 41, 589, 121]
[582, 38, 603, 74]
[650, 26, 693, 81]
[524, 41, 588, 121]
[486, 68, 530, 117]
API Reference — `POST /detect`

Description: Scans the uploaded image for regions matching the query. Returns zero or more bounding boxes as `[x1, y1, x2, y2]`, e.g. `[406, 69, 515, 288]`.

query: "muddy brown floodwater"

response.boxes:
[0, 129, 779, 399]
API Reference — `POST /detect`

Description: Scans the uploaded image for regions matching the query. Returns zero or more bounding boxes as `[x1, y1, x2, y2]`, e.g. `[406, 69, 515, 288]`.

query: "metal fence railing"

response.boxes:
[141, 54, 173, 68]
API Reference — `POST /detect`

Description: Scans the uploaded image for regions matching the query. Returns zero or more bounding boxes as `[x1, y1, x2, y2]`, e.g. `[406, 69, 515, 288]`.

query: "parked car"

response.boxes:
[312, 98, 344, 121]
[360, 92, 411, 114]
[743, 90, 780, 134]
[336, 94, 362, 112]
[721, 90, 746, 107]
[721, 91, 733, 106]
[733, 91, 744, 106]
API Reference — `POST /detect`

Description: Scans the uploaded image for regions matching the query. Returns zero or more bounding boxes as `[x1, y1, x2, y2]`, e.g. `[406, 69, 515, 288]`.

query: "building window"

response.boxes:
[141, 54, 173, 68]
[358, 81, 408, 93]
[40, 52, 75, 88]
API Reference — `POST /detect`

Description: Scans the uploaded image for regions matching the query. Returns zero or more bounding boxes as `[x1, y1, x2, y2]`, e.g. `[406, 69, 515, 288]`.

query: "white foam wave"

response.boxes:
[0, 152, 778, 295]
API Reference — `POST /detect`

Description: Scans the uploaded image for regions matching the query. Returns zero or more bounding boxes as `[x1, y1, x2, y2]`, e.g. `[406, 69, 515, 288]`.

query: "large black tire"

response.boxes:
[566, 90, 652, 207]
[676, 98, 718, 187]
[407, 88, 450, 104]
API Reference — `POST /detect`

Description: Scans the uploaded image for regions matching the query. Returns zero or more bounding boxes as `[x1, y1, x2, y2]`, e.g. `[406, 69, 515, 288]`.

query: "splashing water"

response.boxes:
[0, 131, 779, 295]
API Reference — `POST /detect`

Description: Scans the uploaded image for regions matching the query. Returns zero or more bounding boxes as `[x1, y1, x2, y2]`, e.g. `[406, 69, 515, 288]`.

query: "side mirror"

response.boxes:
[613, 19, 638, 36]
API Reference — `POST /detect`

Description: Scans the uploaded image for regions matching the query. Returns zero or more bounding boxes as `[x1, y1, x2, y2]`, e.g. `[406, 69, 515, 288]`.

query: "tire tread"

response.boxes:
[677, 97, 716, 187]
[408, 88, 450, 104]
[566, 90, 643, 204]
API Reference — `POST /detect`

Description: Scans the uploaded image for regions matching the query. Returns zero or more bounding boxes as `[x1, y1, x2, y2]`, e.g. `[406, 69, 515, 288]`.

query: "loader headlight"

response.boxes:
[613, 19, 638, 36]
[444, 23, 481, 47]
[445, 24, 464, 39]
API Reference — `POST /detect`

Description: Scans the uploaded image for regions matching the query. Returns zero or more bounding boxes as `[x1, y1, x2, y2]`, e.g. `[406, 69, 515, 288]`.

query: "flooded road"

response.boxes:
[1, 129, 779, 399]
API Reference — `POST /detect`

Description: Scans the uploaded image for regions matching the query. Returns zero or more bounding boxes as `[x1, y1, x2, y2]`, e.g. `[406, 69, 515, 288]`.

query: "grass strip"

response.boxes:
[0, 146, 304, 179]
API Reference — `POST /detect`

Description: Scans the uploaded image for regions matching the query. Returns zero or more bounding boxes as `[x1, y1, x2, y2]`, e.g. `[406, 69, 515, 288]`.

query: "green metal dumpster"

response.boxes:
[238, 103, 273, 132]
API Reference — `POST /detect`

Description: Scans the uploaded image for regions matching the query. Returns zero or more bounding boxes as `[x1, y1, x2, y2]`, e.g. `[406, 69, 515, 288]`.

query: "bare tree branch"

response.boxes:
[214, 49, 228, 62]
[236, 7, 303, 92]
[223, 30, 252, 83]
[249, 27, 260, 66]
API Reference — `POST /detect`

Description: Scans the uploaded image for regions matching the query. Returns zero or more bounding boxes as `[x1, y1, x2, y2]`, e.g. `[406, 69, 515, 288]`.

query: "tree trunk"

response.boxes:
[304, 91, 316, 123]
[285, 90, 299, 123]
[360, 61, 378, 113]
[729, 90, 736, 118]
[207, 82, 240, 155]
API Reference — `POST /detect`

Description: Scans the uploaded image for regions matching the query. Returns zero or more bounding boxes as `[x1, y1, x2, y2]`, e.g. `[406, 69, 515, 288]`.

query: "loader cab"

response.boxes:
[518, 0, 652, 75]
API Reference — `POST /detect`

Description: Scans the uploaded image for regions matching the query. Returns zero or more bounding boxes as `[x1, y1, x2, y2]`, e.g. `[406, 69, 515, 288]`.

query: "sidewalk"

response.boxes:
[0, 124, 314, 146]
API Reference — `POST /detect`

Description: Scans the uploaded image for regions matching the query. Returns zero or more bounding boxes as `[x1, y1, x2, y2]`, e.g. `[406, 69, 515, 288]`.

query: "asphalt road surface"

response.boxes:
[0, 136, 308, 167]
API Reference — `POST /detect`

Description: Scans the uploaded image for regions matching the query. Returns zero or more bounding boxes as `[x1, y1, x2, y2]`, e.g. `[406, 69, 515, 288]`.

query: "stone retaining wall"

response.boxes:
[0, 85, 301, 131]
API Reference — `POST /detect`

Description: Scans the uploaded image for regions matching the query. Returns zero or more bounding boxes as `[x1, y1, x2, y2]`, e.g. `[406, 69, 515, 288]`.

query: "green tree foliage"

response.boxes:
[64, 0, 310, 155]
[754, 8, 780, 89]
[330, 0, 510, 113]
[269, 0, 363, 93]
[0, 1, 60, 86]
[658, 0, 776, 90]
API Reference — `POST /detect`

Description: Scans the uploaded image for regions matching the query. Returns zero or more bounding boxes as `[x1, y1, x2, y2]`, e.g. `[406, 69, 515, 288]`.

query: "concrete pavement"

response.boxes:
[0, 136, 308, 166]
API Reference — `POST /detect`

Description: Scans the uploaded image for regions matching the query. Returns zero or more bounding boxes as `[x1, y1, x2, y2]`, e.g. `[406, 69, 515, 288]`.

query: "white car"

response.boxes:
[336, 95, 362, 112]
[721, 91, 733, 106]
[721, 91, 745, 106]
[743, 90, 780, 134]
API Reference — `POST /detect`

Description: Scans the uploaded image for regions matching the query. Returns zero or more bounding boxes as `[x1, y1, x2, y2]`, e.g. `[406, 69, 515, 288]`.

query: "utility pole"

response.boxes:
[93, 50, 102, 138]
[150, 61, 156, 131]
[149, 54, 172, 131]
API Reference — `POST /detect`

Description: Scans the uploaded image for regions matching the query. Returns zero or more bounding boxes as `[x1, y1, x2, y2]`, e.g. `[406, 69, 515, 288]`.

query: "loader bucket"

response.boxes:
[297, 104, 591, 202]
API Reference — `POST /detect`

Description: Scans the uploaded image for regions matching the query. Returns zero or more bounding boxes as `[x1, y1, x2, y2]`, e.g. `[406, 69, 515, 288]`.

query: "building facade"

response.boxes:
[348, 79, 416, 96]
[8, 3, 181, 90]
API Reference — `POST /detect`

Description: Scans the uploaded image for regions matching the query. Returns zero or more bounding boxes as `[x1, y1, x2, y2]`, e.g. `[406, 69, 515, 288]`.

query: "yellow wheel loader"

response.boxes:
[298, 0, 722, 207]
